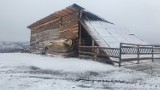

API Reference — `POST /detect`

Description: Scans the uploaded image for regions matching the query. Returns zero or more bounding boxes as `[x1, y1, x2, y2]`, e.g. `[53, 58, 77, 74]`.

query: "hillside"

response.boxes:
[1, 53, 160, 90]
[0, 42, 29, 53]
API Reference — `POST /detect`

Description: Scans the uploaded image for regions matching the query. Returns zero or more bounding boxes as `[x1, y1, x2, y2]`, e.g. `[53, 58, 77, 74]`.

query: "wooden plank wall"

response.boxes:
[30, 19, 61, 52]
[30, 12, 79, 53]
[60, 12, 79, 39]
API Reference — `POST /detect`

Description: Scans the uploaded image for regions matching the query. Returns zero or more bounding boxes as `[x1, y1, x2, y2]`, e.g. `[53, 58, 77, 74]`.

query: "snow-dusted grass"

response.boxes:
[0, 53, 115, 72]
[1, 53, 160, 90]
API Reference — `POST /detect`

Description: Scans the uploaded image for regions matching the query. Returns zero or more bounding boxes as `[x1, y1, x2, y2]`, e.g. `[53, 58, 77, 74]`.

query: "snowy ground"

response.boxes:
[1, 53, 160, 90]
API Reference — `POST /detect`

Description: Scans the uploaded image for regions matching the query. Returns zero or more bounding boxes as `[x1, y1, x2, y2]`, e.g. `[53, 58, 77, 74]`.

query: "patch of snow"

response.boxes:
[0, 53, 115, 72]
[1, 53, 160, 89]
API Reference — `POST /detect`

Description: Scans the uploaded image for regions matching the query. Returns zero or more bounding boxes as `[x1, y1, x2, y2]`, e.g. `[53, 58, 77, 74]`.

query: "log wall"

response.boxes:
[30, 12, 79, 54]
[60, 12, 79, 39]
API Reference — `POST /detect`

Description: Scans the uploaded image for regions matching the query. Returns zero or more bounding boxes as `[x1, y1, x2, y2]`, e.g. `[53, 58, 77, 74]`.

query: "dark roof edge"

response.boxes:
[82, 10, 114, 24]
[72, 3, 84, 10]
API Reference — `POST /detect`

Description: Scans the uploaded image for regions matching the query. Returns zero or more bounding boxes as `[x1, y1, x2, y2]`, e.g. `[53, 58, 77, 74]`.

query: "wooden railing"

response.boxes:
[79, 46, 120, 61]
[79, 43, 160, 67]
[119, 43, 160, 66]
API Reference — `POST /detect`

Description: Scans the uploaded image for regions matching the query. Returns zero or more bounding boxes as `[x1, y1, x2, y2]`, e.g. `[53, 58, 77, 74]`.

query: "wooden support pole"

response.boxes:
[92, 39, 95, 52]
[137, 45, 140, 64]
[93, 47, 97, 61]
[92, 39, 95, 46]
[119, 43, 122, 67]
[152, 46, 154, 62]
[78, 11, 82, 50]
[78, 24, 82, 58]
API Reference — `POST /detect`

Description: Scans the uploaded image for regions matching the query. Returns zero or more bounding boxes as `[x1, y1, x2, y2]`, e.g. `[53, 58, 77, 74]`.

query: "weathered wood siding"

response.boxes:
[30, 19, 61, 52]
[30, 12, 79, 54]
[60, 12, 79, 39]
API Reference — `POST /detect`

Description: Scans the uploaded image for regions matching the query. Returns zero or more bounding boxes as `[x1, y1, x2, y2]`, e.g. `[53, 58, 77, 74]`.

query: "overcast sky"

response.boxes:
[0, 0, 160, 44]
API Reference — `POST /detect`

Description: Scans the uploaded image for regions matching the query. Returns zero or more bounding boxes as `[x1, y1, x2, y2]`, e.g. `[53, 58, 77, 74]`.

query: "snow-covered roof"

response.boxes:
[81, 10, 147, 48]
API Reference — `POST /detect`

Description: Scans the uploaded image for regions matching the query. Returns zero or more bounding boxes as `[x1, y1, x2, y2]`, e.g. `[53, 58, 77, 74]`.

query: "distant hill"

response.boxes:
[0, 42, 29, 53]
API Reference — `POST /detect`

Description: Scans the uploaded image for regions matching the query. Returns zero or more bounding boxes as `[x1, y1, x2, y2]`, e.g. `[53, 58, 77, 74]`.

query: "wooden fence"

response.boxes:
[79, 46, 119, 60]
[79, 43, 160, 67]
[119, 43, 160, 66]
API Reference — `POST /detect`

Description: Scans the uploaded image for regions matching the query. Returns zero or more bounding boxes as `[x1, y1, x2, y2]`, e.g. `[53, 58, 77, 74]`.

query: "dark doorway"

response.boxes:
[80, 25, 92, 46]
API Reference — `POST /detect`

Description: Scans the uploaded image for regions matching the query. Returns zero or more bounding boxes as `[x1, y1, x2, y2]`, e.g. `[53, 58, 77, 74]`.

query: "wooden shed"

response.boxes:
[28, 4, 146, 57]
[28, 4, 87, 54]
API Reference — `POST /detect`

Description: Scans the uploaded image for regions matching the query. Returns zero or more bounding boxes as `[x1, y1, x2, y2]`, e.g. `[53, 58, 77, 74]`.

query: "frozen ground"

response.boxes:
[0, 53, 160, 90]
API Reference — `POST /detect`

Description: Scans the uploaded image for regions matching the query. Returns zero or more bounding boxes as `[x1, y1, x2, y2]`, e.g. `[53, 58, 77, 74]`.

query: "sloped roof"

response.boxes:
[80, 14, 147, 48]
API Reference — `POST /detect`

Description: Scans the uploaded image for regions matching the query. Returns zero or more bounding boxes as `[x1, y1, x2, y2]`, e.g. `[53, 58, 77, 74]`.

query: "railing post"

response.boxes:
[137, 45, 140, 64]
[79, 46, 81, 59]
[119, 43, 122, 67]
[152, 46, 154, 62]
[78, 20, 82, 59]
[93, 46, 97, 61]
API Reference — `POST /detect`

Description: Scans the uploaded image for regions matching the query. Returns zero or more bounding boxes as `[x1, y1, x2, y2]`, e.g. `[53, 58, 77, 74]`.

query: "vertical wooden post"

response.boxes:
[137, 45, 140, 64]
[79, 10, 82, 47]
[80, 10, 83, 18]
[93, 46, 97, 61]
[152, 46, 154, 62]
[78, 45, 80, 58]
[78, 21, 82, 58]
[92, 39, 95, 46]
[92, 39, 95, 60]
[119, 43, 122, 67]
[78, 10, 83, 58]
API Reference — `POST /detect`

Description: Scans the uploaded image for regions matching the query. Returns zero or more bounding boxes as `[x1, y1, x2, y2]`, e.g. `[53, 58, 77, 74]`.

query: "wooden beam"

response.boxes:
[152, 46, 154, 62]
[56, 10, 69, 17]
[59, 27, 78, 33]
[78, 22, 82, 57]
[92, 39, 95, 46]
[137, 45, 140, 64]
[32, 18, 60, 30]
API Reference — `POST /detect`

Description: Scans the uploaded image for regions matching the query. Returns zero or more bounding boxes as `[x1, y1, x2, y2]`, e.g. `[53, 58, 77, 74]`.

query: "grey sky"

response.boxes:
[0, 0, 160, 44]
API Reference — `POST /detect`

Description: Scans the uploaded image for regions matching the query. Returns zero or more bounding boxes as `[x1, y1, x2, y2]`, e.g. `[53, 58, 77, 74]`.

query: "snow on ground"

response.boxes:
[1, 53, 160, 90]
